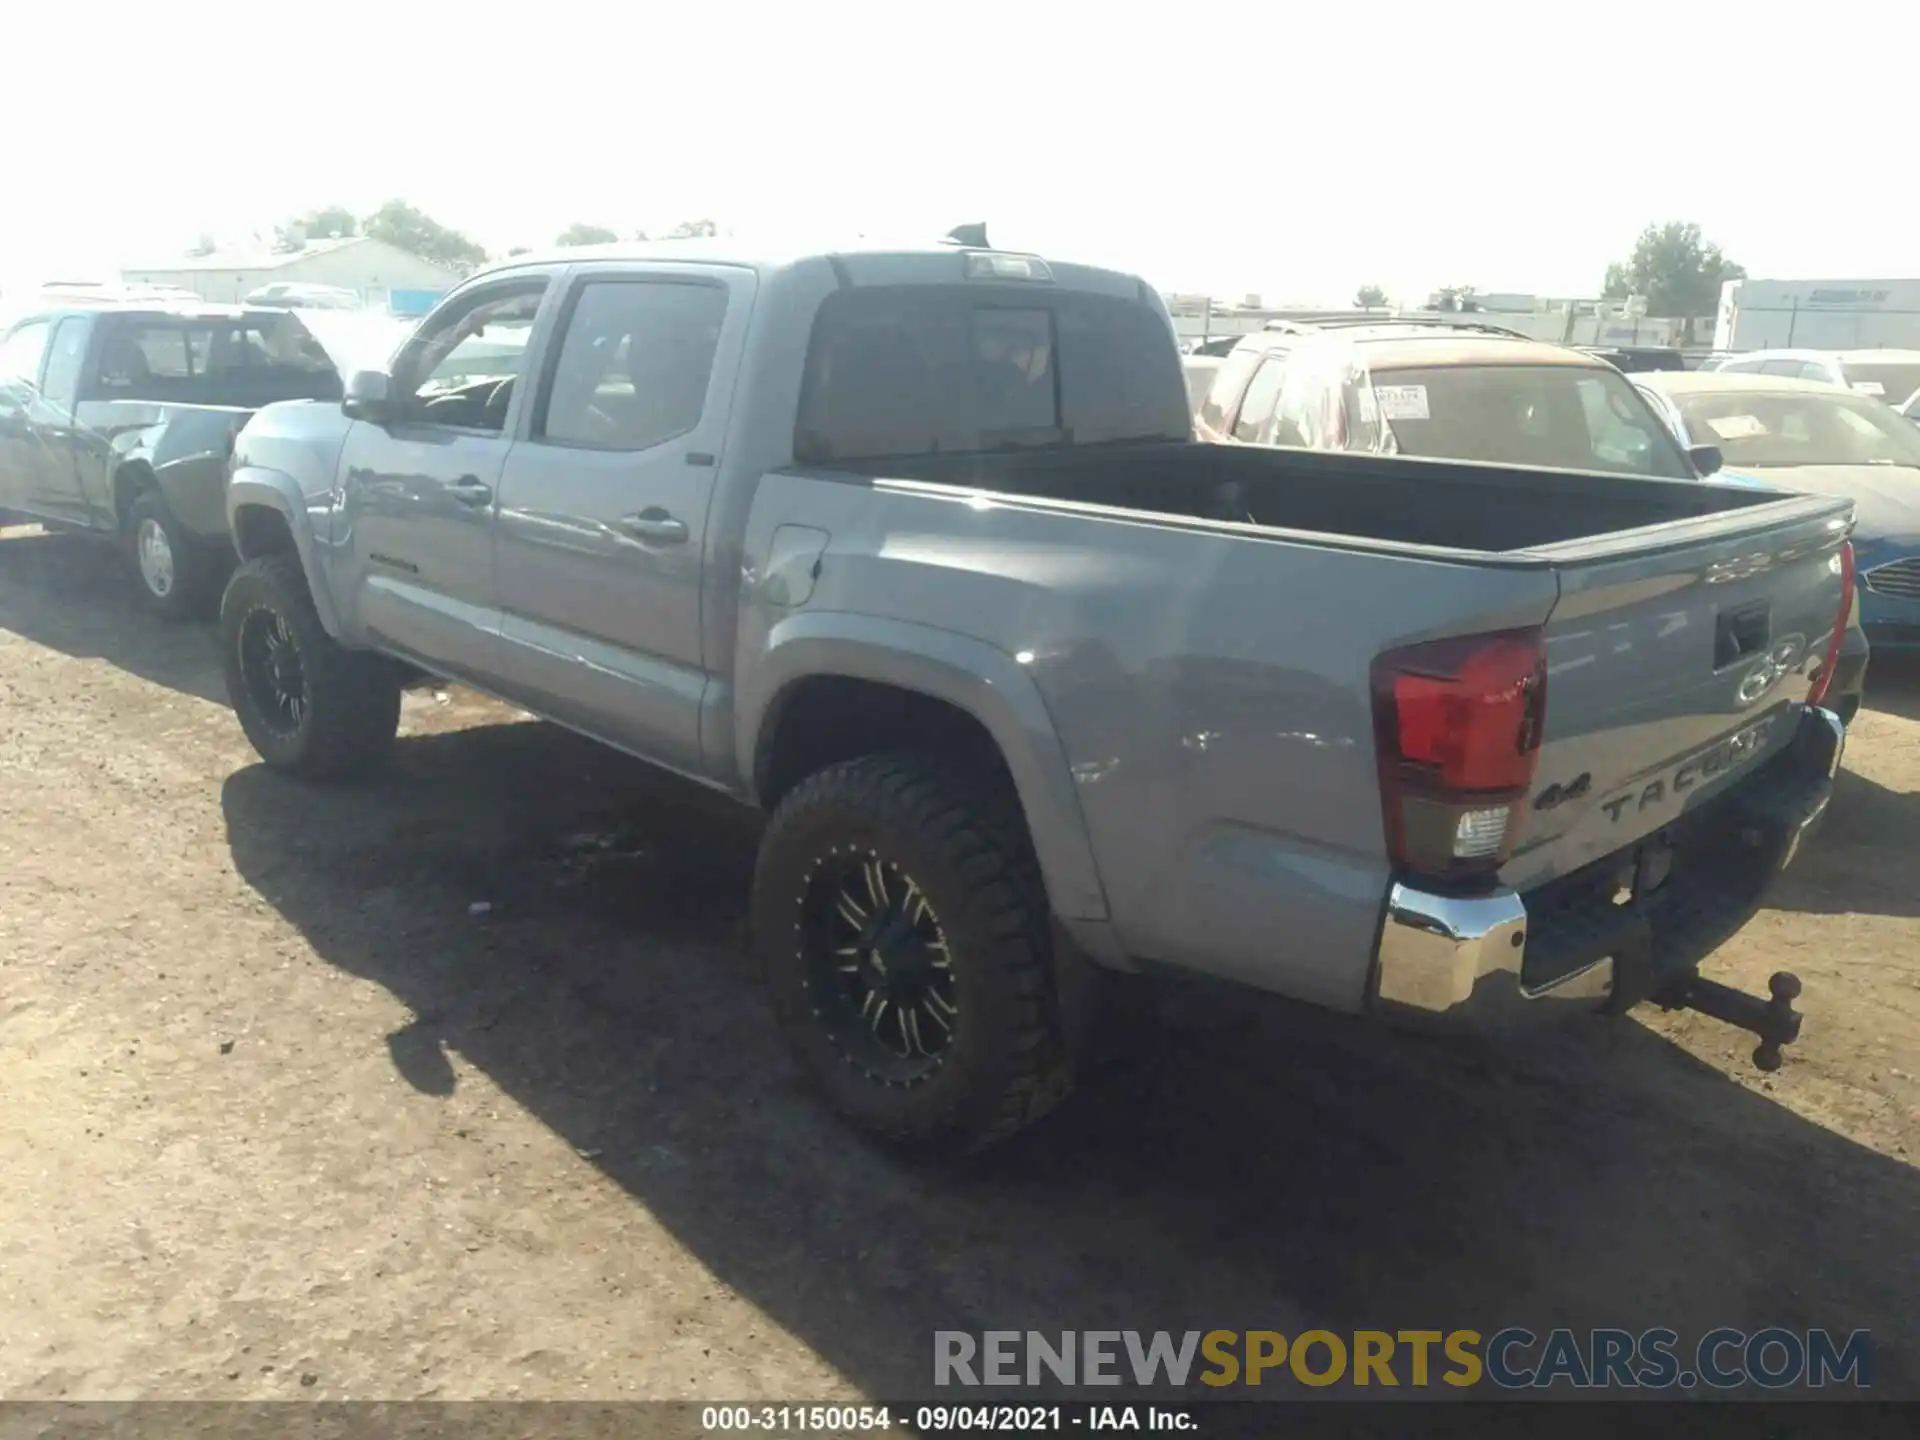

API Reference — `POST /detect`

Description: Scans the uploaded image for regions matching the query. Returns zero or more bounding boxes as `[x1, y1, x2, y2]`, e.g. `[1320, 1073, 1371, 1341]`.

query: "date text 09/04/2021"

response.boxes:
[701, 1406, 1191, 1432]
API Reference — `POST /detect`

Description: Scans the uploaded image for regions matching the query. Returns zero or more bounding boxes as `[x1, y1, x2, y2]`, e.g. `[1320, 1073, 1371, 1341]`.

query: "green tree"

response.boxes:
[300, 204, 358, 239]
[664, 218, 719, 239]
[274, 204, 358, 251]
[362, 199, 488, 272]
[507, 246, 532, 257]
[556, 222, 619, 247]
[188, 234, 218, 258]
[1354, 284, 1388, 308]
[1603, 222, 1744, 316]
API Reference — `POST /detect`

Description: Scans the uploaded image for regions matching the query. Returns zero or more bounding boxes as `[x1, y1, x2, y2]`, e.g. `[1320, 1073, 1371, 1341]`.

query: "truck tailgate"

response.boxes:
[1502, 496, 1854, 891]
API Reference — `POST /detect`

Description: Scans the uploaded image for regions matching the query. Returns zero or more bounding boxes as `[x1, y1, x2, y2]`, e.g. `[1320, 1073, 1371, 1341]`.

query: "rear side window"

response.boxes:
[1198, 346, 1262, 434]
[795, 286, 1188, 464]
[42, 319, 92, 409]
[536, 279, 729, 451]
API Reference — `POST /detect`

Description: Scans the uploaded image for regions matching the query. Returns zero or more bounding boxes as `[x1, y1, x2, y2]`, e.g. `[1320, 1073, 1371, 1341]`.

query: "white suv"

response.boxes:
[1714, 348, 1920, 408]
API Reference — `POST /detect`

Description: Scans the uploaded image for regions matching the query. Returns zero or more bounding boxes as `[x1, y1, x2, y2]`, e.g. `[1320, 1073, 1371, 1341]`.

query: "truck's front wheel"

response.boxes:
[220, 555, 400, 779]
[752, 753, 1074, 1153]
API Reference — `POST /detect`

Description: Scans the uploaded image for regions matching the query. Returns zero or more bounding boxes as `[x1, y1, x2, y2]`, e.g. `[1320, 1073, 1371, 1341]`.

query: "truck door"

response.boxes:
[332, 275, 553, 682]
[490, 265, 749, 777]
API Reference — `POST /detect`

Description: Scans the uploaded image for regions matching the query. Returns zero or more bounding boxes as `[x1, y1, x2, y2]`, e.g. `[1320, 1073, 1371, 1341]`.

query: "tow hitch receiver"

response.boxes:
[1659, 970, 1803, 1072]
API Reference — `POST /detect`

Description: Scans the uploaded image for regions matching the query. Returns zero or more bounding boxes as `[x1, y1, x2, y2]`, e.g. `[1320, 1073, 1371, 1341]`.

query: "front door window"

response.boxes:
[396, 284, 547, 433]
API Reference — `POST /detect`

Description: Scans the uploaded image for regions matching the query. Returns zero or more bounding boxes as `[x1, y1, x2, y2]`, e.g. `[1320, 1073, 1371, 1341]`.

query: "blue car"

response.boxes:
[1635, 371, 1920, 719]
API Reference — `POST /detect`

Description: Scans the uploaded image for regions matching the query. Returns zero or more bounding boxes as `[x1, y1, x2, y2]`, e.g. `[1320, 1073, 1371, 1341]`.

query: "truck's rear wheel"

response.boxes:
[126, 490, 221, 620]
[220, 555, 400, 780]
[752, 752, 1073, 1153]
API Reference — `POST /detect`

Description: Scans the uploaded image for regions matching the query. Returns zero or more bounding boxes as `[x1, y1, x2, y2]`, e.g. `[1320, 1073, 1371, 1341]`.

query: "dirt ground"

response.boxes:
[2, 525, 1917, 1403]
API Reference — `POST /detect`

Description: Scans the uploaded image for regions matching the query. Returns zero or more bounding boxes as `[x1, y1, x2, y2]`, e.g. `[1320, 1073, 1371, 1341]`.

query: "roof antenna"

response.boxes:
[943, 222, 989, 248]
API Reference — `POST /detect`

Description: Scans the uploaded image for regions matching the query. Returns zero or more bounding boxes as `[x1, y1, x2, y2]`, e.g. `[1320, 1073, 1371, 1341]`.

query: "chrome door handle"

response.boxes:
[447, 475, 493, 507]
[618, 509, 689, 544]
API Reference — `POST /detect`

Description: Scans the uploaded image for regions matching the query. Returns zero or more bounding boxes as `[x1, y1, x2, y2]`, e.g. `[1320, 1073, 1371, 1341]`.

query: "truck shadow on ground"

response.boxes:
[0, 528, 226, 704]
[1768, 665, 1920, 920]
[1769, 768, 1920, 919]
[219, 720, 1920, 1400]
[1863, 657, 1920, 723]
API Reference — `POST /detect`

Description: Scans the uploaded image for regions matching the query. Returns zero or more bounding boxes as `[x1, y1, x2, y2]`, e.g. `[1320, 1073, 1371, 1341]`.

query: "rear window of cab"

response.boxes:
[794, 286, 1189, 465]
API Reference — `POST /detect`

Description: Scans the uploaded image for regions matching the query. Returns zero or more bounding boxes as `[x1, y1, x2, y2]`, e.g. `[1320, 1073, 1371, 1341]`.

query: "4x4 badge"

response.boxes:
[1534, 772, 1592, 811]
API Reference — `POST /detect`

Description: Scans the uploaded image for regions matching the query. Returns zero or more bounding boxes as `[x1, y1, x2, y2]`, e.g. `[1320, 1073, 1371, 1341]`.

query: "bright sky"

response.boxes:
[6, 0, 1916, 306]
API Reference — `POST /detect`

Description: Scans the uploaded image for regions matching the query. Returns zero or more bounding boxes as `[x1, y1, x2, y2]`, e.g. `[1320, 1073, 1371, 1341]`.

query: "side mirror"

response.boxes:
[1688, 443, 1724, 477]
[342, 369, 396, 422]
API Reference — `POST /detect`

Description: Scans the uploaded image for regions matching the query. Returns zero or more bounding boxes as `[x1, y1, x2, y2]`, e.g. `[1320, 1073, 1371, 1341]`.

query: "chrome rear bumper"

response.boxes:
[1371, 705, 1844, 1022]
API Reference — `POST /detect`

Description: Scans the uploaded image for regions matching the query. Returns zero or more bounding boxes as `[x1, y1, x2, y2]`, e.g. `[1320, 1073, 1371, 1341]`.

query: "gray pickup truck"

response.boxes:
[218, 241, 1856, 1152]
[0, 302, 398, 615]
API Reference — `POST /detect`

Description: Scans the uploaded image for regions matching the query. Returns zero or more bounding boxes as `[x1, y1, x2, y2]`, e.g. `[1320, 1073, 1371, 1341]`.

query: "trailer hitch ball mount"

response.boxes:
[1660, 970, 1803, 1072]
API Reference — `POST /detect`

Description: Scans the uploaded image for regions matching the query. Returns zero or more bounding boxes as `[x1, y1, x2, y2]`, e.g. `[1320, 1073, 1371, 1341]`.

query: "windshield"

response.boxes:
[1673, 387, 1920, 468]
[1365, 363, 1695, 479]
[1841, 362, 1920, 406]
[794, 285, 1189, 464]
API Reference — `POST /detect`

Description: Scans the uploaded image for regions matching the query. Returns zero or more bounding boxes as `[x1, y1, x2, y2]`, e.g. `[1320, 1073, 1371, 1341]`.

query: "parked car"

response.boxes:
[1712, 348, 1920, 409]
[218, 242, 1854, 1150]
[1193, 324, 1871, 720]
[1188, 334, 1243, 357]
[242, 282, 364, 312]
[1635, 371, 1920, 663]
[1579, 345, 1687, 374]
[0, 302, 396, 615]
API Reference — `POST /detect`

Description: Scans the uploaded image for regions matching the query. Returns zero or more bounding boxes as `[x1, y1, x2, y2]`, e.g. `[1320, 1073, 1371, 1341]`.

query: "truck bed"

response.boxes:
[875, 441, 1780, 554]
[797, 434, 1852, 928]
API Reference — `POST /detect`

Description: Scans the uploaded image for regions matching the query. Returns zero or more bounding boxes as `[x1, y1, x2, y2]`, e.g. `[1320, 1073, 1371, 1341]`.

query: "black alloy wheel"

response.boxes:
[218, 555, 400, 779]
[802, 846, 959, 1084]
[236, 604, 309, 739]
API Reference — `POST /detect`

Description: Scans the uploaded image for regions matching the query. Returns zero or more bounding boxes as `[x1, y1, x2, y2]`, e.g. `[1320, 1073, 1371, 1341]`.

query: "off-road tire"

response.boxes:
[752, 752, 1075, 1153]
[220, 555, 400, 780]
[126, 490, 221, 620]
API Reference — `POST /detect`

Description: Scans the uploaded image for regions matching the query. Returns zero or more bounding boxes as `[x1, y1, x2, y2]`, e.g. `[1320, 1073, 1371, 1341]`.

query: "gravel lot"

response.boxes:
[3, 525, 1917, 1402]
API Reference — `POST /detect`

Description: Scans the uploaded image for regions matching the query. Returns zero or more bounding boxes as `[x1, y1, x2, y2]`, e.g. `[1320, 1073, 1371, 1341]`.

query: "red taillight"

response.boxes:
[1372, 628, 1547, 880]
[1807, 540, 1854, 708]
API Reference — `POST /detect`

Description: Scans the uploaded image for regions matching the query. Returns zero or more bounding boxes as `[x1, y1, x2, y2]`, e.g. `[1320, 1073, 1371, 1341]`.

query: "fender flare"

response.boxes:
[226, 467, 345, 639]
[738, 611, 1110, 922]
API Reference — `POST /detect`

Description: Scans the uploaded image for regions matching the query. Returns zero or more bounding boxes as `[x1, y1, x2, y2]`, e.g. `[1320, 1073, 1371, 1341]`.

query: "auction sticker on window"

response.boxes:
[1374, 384, 1429, 420]
[1707, 413, 1768, 440]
